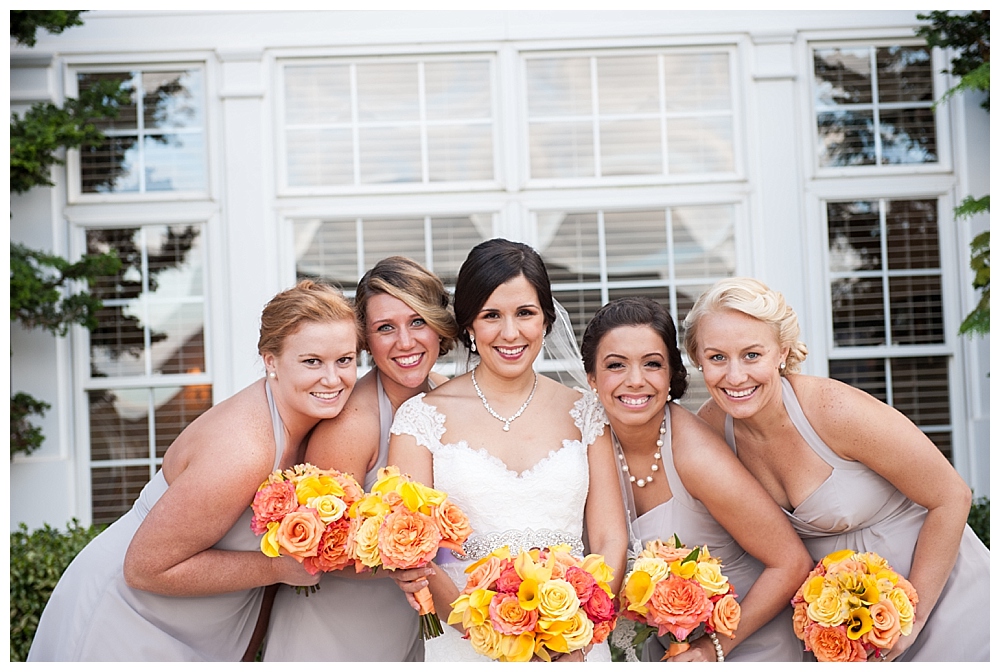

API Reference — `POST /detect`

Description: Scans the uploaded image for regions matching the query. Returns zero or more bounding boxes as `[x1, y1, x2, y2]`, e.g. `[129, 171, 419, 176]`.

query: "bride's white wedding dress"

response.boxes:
[390, 390, 612, 662]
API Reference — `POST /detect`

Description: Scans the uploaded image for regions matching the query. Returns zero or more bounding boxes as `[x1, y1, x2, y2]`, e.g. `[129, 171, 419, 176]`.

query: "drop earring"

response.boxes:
[469, 333, 477, 353]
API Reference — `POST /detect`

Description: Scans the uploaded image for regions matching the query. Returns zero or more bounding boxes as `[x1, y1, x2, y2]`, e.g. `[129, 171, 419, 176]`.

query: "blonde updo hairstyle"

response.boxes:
[354, 256, 458, 357]
[257, 279, 358, 357]
[683, 277, 808, 375]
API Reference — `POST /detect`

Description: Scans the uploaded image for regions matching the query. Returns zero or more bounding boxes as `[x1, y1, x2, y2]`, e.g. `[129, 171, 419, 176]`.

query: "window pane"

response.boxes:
[829, 358, 888, 403]
[149, 303, 206, 374]
[666, 116, 734, 173]
[890, 356, 950, 425]
[673, 206, 736, 278]
[424, 60, 492, 120]
[529, 121, 595, 179]
[358, 126, 421, 183]
[79, 72, 137, 130]
[361, 219, 427, 269]
[89, 388, 151, 461]
[427, 124, 494, 181]
[542, 213, 601, 284]
[828, 201, 882, 272]
[817, 110, 876, 167]
[526, 57, 592, 117]
[144, 133, 205, 192]
[430, 217, 485, 285]
[604, 210, 667, 282]
[886, 199, 939, 270]
[600, 119, 661, 175]
[284, 64, 352, 124]
[889, 275, 944, 345]
[597, 55, 659, 114]
[662, 53, 731, 111]
[287, 129, 354, 187]
[814, 48, 872, 105]
[552, 288, 604, 345]
[91, 465, 152, 525]
[356, 62, 419, 122]
[142, 70, 203, 130]
[676, 282, 716, 344]
[832, 278, 885, 346]
[877, 47, 933, 103]
[81, 136, 140, 193]
[295, 220, 359, 288]
[154, 385, 212, 458]
[90, 302, 147, 377]
[879, 108, 937, 164]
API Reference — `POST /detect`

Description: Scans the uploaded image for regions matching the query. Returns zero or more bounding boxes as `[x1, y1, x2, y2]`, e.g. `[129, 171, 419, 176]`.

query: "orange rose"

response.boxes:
[251, 480, 298, 534]
[806, 624, 867, 662]
[646, 574, 714, 641]
[377, 506, 442, 570]
[333, 472, 365, 510]
[275, 506, 325, 560]
[826, 558, 866, 575]
[648, 540, 691, 563]
[710, 594, 741, 638]
[463, 556, 505, 594]
[792, 601, 812, 640]
[564, 566, 598, 602]
[303, 517, 352, 574]
[433, 499, 472, 549]
[895, 576, 919, 605]
[592, 618, 614, 645]
[489, 593, 538, 635]
[864, 600, 901, 651]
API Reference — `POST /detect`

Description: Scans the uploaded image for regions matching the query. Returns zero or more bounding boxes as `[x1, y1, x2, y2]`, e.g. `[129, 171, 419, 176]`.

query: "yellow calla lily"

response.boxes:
[518, 578, 540, 611]
[845, 607, 874, 640]
[260, 521, 280, 557]
[623, 571, 656, 609]
[802, 574, 827, 603]
[822, 548, 856, 568]
[581, 553, 614, 585]
[350, 493, 390, 519]
[515, 549, 554, 583]
[371, 465, 402, 495]
[465, 546, 511, 574]
[501, 632, 536, 662]
[669, 558, 697, 579]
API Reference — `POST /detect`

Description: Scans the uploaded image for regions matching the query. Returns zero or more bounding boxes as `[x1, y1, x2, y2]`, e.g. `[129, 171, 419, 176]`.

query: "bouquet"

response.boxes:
[348, 466, 472, 639]
[618, 535, 741, 660]
[250, 463, 365, 585]
[447, 544, 618, 662]
[792, 548, 919, 662]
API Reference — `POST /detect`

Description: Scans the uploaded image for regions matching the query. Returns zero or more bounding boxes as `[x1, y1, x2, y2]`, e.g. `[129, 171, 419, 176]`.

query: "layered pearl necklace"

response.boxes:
[471, 366, 538, 432]
[618, 413, 667, 488]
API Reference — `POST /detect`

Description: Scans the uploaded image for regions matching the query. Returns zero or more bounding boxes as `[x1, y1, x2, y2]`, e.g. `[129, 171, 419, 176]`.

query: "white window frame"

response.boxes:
[63, 56, 213, 205]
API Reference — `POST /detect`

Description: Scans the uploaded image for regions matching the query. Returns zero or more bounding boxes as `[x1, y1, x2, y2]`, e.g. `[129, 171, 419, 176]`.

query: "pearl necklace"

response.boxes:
[471, 366, 538, 432]
[618, 413, 667, 488]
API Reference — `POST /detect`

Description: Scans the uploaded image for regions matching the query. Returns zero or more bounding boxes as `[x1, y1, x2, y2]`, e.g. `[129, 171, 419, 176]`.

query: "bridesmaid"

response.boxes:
[28, 280, 359, 661]
[582, 297, 812, 662]
[261, 257, 459, 661]
[683, 277, 989, 661]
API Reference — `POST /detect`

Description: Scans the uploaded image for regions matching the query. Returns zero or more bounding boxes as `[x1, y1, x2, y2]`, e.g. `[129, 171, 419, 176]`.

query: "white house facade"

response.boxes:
[9, 10, 990, 530]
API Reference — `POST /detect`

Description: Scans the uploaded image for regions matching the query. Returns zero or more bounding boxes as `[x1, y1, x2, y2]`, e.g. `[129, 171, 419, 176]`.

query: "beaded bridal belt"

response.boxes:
[455, 528, 585, 562]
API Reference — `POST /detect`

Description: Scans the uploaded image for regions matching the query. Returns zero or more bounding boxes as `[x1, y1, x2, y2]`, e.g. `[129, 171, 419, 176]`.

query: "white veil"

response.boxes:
[541, 299, 590, 390]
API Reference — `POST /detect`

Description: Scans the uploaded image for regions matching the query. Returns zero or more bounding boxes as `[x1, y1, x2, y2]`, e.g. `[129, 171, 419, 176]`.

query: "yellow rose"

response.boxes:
[887, 587, 915, 635]
[561, 609, 595, 651]
[260, 521, 280, 557]
[807, 585, 850, 627]
[294, 474, 343, 504]
[468, 623, 505, 660]
[632, 557, 670, 583]
[802, 574, 827, 603]
[371, 465, 402, 495]
[694, 560, 730, 597]
[499, 631, 536, 662]
[399, 479, 446, 514]
[307, 494, 346, 524]
[581, 553, 615, 586]
[352, 514, 383, 567]
[537, 578, 580, 620]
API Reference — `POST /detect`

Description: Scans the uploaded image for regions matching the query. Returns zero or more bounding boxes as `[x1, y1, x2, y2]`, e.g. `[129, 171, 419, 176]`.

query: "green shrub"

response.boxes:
[10, 519, 105, 662]
[968, 496, 989, 548]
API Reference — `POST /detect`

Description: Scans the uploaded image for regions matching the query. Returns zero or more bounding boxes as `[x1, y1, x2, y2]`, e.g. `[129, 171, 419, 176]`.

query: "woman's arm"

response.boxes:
[386, 429, 461, 626]
[672, 407, 813, 660]
[123, 408, 319, 596]
[802, 377, 972, 658]
[584, 431, 628, 595]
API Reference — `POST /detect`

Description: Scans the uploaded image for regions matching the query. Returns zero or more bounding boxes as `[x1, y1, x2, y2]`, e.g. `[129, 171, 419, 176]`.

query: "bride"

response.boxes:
[387, 238, 627, 662]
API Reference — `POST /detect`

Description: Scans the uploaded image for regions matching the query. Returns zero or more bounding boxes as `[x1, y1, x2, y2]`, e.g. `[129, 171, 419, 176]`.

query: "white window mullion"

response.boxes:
[665, 207, 678, 317]
[590, 57, 602, 178]
[355, 217, 366, 279]
[350, 63, 361, 185]
[596, 210, 609, 306]
[877, 199, 892, 346]
[423, 216, 434, 270]
[658, 54, 669, 176]
[417, 61, 430, 184]
[869, 48, 883, 166]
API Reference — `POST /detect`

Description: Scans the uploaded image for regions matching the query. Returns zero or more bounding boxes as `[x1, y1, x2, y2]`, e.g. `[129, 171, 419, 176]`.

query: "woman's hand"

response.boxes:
[273, 556, 322, 587]
[666, 636, 718, 662]
[390, 565, 435, 611]
[545, 648, 587, 662]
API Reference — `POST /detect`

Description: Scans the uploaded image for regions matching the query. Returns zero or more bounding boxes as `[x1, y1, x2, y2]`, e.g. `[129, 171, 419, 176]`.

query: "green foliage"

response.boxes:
[916, 10, 990, 110]
[10, 520, 105, 661]
[958, 229, 990, 337]
[10, 393, 51, 459]
[968, 496, 989, 548]
[10, 78, 133, 194]
[9, 10, 85, 47]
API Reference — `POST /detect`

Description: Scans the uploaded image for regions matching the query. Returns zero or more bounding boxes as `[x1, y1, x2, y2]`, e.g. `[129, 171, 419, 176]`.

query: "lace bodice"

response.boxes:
[390, 390, 605, 546]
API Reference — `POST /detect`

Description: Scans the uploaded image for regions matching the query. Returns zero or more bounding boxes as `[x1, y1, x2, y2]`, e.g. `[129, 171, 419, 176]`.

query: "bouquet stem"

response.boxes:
[414, 586, 443, 639]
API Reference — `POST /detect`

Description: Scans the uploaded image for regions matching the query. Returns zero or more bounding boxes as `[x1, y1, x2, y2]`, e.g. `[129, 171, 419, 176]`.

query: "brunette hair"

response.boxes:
[354, 256, 458, 357]
[257, 279, 357, 356]
[581, 296, 689, 400]
[682, 277, 808, 374]
[453, 239, 556, 351]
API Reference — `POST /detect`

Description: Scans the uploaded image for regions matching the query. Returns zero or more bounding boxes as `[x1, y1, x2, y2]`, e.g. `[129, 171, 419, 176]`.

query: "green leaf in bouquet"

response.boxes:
[672, 533, 683, 548]
[682, 547, 701, 564]
[632, 622, 659, 647]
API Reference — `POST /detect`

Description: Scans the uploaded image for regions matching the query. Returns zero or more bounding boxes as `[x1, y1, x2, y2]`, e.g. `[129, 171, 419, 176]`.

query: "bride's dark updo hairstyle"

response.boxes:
[581, 296, 689, 401]
[453, 238, 557, 353]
